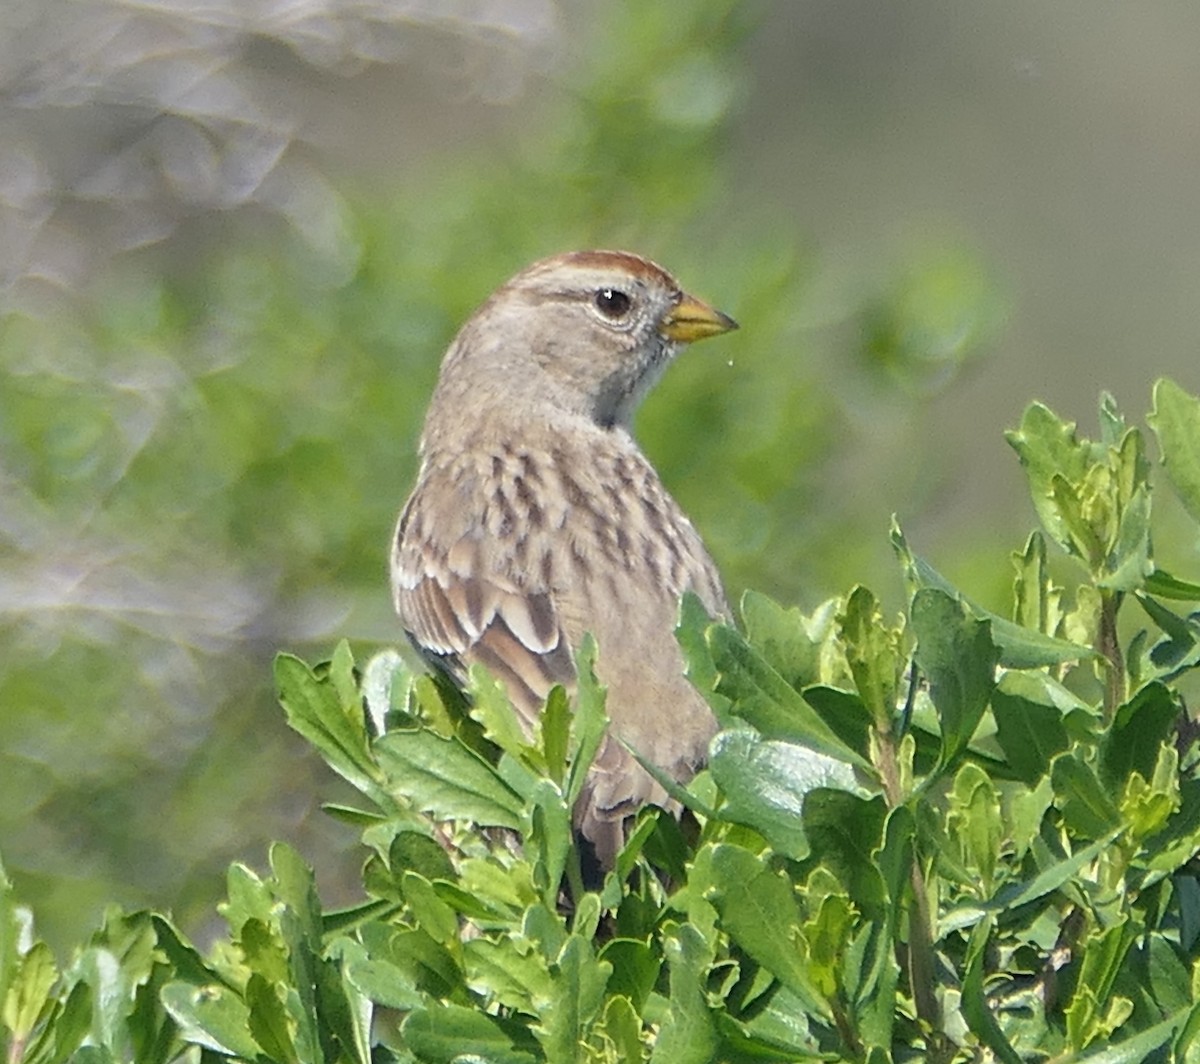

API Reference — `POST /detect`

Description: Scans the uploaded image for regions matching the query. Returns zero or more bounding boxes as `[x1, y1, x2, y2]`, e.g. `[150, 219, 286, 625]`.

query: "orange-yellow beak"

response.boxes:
[659, 294, 738, 343]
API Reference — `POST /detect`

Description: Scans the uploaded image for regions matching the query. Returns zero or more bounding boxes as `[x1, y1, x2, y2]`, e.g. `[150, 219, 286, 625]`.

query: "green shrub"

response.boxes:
[6, 379, 1200, 1062]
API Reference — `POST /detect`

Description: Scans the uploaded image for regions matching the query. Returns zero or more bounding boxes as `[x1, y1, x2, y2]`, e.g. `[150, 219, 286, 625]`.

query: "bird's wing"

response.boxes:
[392, 500, 575, 731]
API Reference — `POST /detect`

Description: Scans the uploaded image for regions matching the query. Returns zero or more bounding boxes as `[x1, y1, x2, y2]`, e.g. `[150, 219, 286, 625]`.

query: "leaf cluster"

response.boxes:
[7, 380, 1200, 1061]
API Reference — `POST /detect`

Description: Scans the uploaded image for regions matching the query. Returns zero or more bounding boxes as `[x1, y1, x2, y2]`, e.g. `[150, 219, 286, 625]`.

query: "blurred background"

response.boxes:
[2, 0, 1199, 948]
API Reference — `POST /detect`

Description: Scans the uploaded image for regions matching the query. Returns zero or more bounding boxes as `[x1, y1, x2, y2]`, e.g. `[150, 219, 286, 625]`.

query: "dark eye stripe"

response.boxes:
[594, 288, 632, 318]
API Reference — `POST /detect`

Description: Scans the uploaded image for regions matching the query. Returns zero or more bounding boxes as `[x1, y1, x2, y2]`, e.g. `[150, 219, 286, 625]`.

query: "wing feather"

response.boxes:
[393, 520, 575, 729]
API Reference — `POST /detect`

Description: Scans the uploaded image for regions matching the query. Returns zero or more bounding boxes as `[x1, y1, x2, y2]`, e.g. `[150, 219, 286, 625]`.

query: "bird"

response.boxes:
[390, 250, 736, 868]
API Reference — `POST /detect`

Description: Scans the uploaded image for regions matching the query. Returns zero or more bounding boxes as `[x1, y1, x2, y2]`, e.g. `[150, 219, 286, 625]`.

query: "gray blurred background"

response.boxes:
[2, 0, 1199, 947]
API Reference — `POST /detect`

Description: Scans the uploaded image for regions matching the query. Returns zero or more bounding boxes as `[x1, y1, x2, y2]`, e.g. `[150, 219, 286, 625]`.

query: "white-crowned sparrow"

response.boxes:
[391, 250, 735, 866]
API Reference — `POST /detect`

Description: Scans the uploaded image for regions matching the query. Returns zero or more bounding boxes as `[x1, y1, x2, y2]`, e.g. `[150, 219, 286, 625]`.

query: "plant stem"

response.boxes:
[873, 693, 955, 1062]
[907, 860, 955, 1063]
[1097, 589, 1125, 718]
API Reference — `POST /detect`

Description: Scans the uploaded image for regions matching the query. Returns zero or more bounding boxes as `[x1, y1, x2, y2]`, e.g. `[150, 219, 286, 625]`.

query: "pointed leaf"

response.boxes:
[676, 591, 729, 713]
[740, 589, 828, 691]
[839, 585, 902, 729]
[275, 652, 386, 803]
[1149, 378, 1200, 525]
[702, 844, 829, 1019]
[1099, 682, 1180, 787]
[997, 830, 1121, 910]
[706, 623, 870, 770]
[564, 636, 609, 807]
[161, 982, 261, 1060]
[536, 934, 610, 1061]
[961, 916, 1025, 1064]
[650, 924, 717, 1064]
[466, 663, 532, 762]
[1053, 753, 1122, 839]
[910, 588, 999, 770]
[401, 1003, 539, 1064]
[1006, 401, 1092, 554]
[802, 790, 888, 913]
[709, 729, 863, 861]
[892, 521, 1091, 667]
[1145, 568, 1200, 600]
[991, 673, 1072, 785]
[374, 729, 524, 829]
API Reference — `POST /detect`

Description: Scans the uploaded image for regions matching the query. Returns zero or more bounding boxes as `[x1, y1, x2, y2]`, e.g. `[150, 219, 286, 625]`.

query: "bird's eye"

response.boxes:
[594, 288, 632, 319]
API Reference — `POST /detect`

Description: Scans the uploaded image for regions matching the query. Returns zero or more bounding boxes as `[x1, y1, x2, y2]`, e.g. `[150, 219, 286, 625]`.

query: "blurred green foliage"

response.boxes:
[0, 0, 996, 946]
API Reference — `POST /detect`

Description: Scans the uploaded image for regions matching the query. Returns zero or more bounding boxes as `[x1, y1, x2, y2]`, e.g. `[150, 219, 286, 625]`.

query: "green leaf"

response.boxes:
[539, 685, 570, 787]
[388, 830, 456, 885]
[1009, 399, 1153, 588]
[527, 778, 572, 906]
[536, 934, 611, 1061]
[270, 842, 323, 947]
[740, 589, 828, 691]
[724, 986, 820, 1058]
[1144, 568, 1200, 600]
[275, 651, 387, 804]
[1063, 1012, 1184, 1063]
[991, 672, 1072, 785]
[839, 585, 903, 729]
[1006, 401, 1093, 555]
[1120, 742, 1180, 841]
[1147, 933, 1191, 1014]
[705, 623, 870, 770]
[73, 944, 136, 1055]
[222, 862, 275, 936]
[1012, 530, 1065, 639]
[564, 635, 610, 808]
[876, 806, 914, 909]
[23, 979, 92, 1064]
[910, 588, 999, 771]
[996, 830, 1121, 910]
[676, 592, 731, 716]
[1135, 595, 1200, 683]
[1065, 919, 1136, 1051]
[949, 762, 1003, 893]
[238, 919, 289, 986]
[374, 728, 525, 829]
[3, 941, 57, 1042]
[650, 923, 717, 1064]
[1099, 429, 1147, 590]
[371, 925, 465, 1001]
[708, 729, 862, 861]
[459, 858, 536, 916]
[1149, 377, 1200, 525]
[802, 790, 887, 913]
[401, 1002, 540, 1064]
[1098, 391, 1128, 446]
[245, 974, 299, 1064]
[797, 686, 873, 759]
[599, 939, 660, 1013]
[803, 891, 856, 1000]
[462, 935, 552, 1014]
[850, 810, 908, 1052]
[324, 947, 373, 1064]
[595, 995, 646, 1063]
[892, 520, 1090, 668]
[401, 872, 458, 946]
[1099, 682, 1180, 788]
[340, 939, 424, 1012]
[701, 844, 829, 1019]
[161, 982, 262, 1060]
[1009, 777, 1054, 860]
[467, 662, 534, 763]
[1052, 752, 1122, 839]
